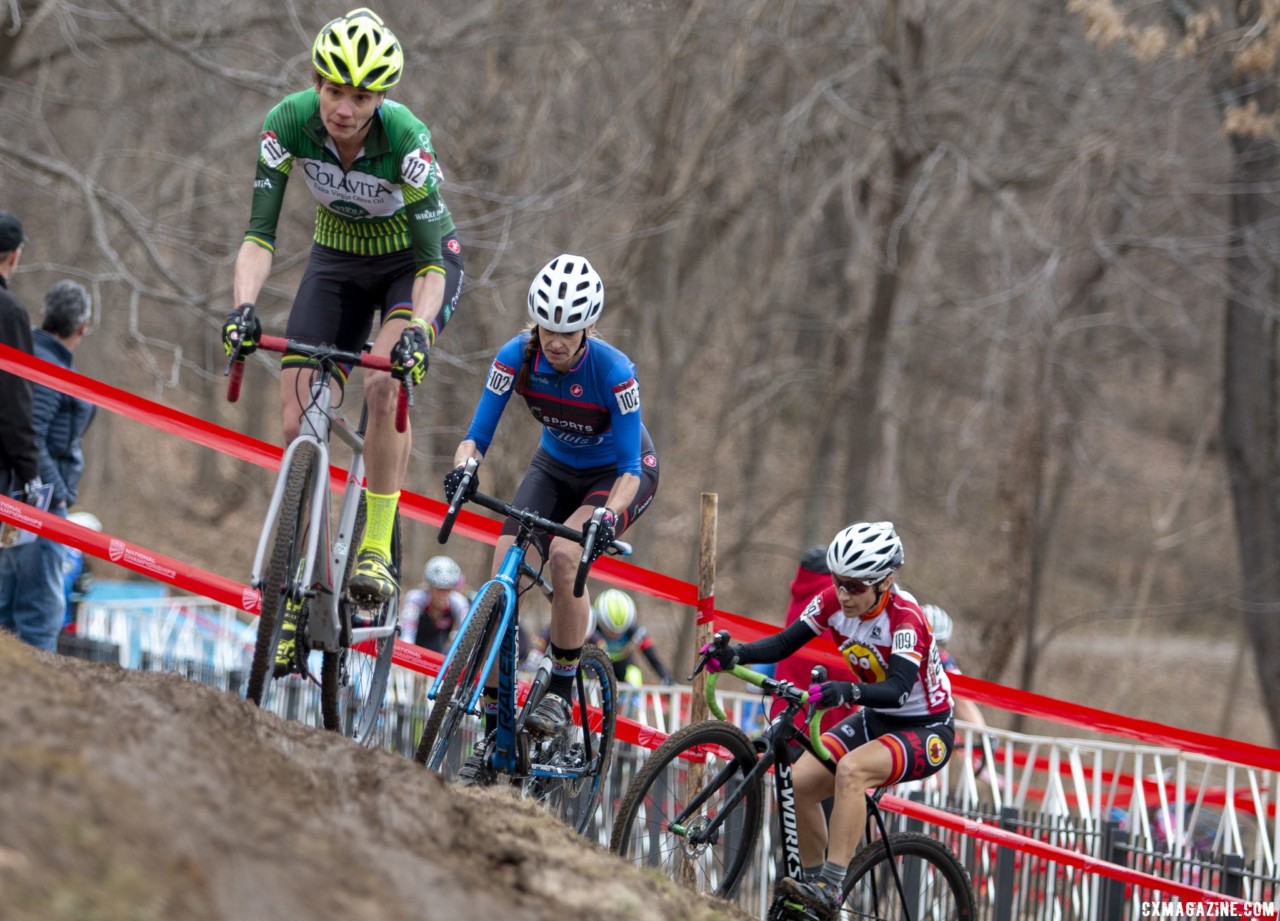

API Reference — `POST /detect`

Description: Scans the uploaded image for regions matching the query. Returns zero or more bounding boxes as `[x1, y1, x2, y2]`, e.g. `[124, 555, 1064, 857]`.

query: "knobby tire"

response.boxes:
[609, 719, 764, 899]
[522, 644, 617, 835]
[414, 582, 505, 770]
[840, 831, 976, 921]
[321, 501, 400, 745]
[246, 442, 318, 707]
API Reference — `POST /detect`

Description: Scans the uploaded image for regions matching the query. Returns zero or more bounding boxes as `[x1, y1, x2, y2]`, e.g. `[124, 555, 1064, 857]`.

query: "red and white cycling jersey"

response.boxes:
[799, 585, 952, 718]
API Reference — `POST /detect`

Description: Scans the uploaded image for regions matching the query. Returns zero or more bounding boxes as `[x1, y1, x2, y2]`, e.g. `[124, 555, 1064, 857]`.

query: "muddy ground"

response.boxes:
[0, 631, 750, 921]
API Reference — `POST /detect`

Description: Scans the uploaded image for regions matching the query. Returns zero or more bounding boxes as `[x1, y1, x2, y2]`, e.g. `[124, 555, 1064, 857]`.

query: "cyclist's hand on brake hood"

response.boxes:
[443, 465, 477, 503]
[222, 303, 261, 358]
[807, 680, 859, 709]
[392, 319, 430, 386]
[699, 642, 741, 674]
[586, 509, 617, 563]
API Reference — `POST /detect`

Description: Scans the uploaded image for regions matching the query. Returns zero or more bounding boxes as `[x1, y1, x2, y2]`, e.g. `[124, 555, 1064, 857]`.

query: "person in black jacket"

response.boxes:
[0, 212, 40, 501]
[0, 274, 94, 651]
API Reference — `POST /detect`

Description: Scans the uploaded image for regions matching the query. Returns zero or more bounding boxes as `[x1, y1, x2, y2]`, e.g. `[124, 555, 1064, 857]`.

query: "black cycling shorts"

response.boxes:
[501, 438, 659, 556]
[284, 232, 464, 358]
[821, 708, 954, 784]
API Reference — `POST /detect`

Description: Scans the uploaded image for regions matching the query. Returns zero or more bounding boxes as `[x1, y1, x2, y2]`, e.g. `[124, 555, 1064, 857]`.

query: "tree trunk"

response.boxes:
[1220, 133, 1280, 745]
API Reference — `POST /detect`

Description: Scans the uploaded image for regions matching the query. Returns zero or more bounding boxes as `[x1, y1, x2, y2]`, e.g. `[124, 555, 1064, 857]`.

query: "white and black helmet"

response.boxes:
[423, 555, 463, 590]
[826, 521, 904, 582]
[922, 604, 953, 643]
[527, 254, 604, 332]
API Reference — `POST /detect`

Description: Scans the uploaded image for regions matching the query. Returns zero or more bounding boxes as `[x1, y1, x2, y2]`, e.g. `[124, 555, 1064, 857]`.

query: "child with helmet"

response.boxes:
[701, 521, 955, 919]
[444, 254, 659, 762]
[60, 511, 102, 633]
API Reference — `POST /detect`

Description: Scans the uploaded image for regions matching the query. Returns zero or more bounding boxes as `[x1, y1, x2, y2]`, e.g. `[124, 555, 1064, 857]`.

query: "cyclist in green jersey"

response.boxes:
[222, 9, 464, 668]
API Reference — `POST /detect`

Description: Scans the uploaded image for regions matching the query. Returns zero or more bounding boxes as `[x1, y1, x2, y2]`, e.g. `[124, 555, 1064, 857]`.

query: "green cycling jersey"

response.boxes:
[244, 89, 455, 276]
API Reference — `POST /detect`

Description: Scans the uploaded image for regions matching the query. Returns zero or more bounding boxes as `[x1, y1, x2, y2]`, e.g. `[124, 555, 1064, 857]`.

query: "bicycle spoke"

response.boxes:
[610, 721, 763, 899]
[522, 645, 616, 834]
[841, 833, 976, 921]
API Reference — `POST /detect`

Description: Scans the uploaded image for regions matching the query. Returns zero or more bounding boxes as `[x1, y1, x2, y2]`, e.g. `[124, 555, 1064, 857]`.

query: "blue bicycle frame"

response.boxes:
[424, 459, 629, 781]
[427, 538, 529, 773]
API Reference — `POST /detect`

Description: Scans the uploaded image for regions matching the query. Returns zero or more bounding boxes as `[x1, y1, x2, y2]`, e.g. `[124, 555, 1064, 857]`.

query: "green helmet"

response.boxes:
[312, 8, 403, 92]
[593, 588, 636, 638]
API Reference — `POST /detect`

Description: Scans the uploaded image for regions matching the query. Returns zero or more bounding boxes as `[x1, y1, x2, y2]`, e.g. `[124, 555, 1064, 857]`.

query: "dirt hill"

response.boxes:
[0, 632, 748, 921]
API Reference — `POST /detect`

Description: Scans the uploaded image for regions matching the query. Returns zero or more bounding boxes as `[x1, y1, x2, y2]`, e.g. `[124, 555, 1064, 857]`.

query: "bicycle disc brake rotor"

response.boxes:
[678, 813, 718, 858]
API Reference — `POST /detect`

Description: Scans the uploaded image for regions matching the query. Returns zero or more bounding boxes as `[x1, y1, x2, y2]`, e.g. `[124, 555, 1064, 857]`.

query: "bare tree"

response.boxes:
[1069, 0, 1280, 746]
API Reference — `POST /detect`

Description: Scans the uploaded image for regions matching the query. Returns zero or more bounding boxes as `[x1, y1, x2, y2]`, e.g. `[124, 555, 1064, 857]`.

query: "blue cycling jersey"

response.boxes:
[466, 332, 646, 474]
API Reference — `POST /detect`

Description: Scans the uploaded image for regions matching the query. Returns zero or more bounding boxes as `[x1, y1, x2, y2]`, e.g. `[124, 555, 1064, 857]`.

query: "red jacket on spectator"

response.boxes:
[773, 547, 860, 733]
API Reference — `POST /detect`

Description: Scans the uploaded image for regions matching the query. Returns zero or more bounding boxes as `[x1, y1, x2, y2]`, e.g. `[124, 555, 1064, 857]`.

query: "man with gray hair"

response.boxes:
[0, 279, 96, 651]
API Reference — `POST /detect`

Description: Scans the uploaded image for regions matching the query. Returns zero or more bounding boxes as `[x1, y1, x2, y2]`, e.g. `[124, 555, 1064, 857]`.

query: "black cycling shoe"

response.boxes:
[458, 736, 495, 788]
[524, 693, 572, 740]
[774, 877, 840, 921]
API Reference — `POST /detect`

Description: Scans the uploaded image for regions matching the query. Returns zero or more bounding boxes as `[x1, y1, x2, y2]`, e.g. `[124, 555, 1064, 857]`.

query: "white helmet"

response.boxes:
[527, 254, 604, 332]
[68, 511, 103, 532]
[922, 604, 953, 643]
[826, 521, 904, 582]
[423, 555, 462, 590]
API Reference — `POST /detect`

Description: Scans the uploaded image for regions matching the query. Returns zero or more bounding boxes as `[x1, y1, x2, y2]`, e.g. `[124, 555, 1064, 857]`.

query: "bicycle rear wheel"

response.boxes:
[246, 442, 319, 707]
[610, 720, 764, 899]
[521, 644, 617, 835]
[840, 831, 976, 920]
[321, 502, 400, 745]
[414, 582, 504, 771]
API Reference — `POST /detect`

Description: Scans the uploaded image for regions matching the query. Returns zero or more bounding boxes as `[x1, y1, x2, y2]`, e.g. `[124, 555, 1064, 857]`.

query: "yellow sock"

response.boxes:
[359, 490, 399, 560]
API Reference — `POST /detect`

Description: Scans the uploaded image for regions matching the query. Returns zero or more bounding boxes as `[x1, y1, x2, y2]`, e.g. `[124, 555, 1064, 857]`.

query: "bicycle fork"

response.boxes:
[669, 752, 769, 847]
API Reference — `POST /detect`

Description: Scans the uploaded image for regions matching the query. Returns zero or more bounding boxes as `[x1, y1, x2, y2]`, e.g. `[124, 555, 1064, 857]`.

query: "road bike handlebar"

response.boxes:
[224, 334, 411, 432]
[438, 458, 632, 597]
[696, 628, 834, 763]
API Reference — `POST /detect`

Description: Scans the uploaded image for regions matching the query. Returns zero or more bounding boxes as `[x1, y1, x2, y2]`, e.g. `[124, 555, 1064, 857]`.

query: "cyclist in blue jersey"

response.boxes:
[222, 9, 464, 661]
[444, 254, 659, 755]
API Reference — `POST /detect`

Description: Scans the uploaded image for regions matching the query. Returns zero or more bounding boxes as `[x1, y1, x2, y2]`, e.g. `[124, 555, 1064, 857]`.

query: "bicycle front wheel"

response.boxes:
[610, 720, 764, 899]
[414, 582, 504, 771]
[321, 502, 400, 746]
[246, 442, 319, 708]
[521, 644, 617, 835]
[841, 831, 976, 921]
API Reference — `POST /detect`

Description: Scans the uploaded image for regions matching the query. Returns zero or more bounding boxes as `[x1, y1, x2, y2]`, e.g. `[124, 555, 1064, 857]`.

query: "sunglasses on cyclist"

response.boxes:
[833, 576, 878, 595]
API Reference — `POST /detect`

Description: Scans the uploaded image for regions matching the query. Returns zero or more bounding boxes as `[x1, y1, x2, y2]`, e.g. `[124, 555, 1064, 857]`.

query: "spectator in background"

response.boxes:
[774, 546, 860, 734]
[0, 280, 95, 652]
[922, 603, 986, 727]
[0, 211, 40, 507]
[61, 511, 103, 632]
[399, 555, 469, 654]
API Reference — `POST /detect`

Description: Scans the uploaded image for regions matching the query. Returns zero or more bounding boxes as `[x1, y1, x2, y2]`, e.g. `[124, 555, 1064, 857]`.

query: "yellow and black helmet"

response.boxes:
[312, 8, 403, 92]
[593, 589, 637, 638]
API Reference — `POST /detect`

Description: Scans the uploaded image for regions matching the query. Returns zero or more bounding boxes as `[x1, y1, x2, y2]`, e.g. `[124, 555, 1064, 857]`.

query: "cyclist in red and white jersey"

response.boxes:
[702, 521, 954, 918]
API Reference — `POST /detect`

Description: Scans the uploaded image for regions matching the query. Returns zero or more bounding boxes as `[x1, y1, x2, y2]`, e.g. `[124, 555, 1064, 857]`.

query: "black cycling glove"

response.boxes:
[222, 303, 261, 358]
[443, 465, 478, 503]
